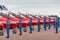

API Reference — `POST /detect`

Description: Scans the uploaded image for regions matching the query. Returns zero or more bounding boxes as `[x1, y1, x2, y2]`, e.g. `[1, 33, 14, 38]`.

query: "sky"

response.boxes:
[0, 0, 60, 16]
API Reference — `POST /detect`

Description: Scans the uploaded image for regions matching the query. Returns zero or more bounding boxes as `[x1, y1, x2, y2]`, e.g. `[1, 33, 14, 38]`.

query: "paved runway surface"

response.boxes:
[0, 25, 60, 40]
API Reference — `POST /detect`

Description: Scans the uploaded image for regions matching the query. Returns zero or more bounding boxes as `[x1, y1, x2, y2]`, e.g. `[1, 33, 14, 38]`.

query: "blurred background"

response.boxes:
[0, 0, 60, 16]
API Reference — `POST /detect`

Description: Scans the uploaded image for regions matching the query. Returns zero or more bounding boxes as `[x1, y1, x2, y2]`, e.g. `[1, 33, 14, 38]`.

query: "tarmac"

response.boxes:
[0, 25, 60, 40]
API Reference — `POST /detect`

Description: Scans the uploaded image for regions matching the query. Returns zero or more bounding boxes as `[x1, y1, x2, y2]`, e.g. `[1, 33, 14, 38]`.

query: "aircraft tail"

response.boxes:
[0, 5, 8, 11]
